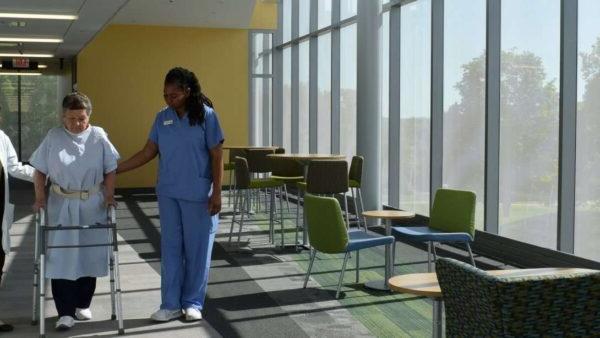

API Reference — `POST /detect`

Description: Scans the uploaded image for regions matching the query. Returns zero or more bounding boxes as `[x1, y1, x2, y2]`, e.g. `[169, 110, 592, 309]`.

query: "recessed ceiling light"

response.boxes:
[0, 72, 42, 76]
[0, 53, 53, 58]
[38, 64, 47, 69]
[0, 13, 77, 20]
[7, 21, 27, 27]
[0, 42, 18, 47]
[0, 37, 62, 43]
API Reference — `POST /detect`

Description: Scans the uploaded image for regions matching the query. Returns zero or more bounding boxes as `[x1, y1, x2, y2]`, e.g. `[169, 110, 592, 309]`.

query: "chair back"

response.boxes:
[228, 149, 246, 163]
[429, 189, 476, 237]
[233, 156, 251, 189]
[349, 156, 364, 184]
[436, 257, 600, 337]
[306, 160, 348, 194]
[246, 149, 275, 174]
[304, 194, 349, 254]
[271, 157, 304, 177]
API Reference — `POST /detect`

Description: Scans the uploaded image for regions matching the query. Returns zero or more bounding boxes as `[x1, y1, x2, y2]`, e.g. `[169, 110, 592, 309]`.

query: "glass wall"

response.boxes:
[298, 40, 310, 153]
[399, 0, 431, 216]
[317, 32, 332, 154]
[576, 0, 600, 261]
[442, 0, 486, 229]
[340, 23, 357, 160]
[498, 0, 560, 249]
[282, 47, 292, 152]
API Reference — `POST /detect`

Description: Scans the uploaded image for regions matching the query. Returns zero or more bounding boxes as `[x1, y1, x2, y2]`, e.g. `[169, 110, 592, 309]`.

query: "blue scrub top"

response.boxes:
[149, 105, 224, 202]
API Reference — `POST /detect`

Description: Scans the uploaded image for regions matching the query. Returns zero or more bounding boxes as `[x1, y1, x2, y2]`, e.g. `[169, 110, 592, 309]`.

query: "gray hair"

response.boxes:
[62, 92, 92, 116]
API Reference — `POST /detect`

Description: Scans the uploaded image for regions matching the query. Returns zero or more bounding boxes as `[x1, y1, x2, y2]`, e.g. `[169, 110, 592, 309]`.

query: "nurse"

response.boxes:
[30, 92, 120, 330]
[117, 67, 224, 322]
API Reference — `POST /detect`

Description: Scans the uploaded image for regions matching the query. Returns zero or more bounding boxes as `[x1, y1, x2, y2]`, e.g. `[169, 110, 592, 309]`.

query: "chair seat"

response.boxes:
[224, 162, 235, 171]
[392, 226, 473, 243]
[349, 179, 361, 188]
[346, 230, 395, 252]
[272, 175, 304, 183]
[249, 178, 283, 189]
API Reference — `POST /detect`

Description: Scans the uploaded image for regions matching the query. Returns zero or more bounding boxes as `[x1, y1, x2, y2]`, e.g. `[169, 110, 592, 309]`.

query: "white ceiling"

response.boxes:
[0, 0, 260, 59]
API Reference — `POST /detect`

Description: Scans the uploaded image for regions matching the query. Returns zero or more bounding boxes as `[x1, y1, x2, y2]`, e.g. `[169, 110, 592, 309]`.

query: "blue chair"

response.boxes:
[302, 194, 394, 298]
[392, 189, 476, 273]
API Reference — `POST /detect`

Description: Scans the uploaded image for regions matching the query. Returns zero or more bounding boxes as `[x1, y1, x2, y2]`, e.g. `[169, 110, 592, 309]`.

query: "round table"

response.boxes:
[361, 210, 415, 291]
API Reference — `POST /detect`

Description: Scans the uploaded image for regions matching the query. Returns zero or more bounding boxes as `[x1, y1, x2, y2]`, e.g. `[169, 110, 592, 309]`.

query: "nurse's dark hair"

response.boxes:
[62, 92, 92, 116]
[164, 67, 213, 126]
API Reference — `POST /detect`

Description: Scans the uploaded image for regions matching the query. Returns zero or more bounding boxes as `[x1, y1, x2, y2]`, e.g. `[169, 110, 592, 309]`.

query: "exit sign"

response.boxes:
[12, 58, 30, 68]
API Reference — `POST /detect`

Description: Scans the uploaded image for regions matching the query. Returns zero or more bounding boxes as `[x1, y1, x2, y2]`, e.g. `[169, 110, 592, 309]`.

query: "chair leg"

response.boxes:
[391, 240, 397, 276]
[427, 241, 433, 272]
[355, 250, 360, 283]
[228, 188, 240, 243]
[269, 187, 275, 244]
[350, 188, 357, 228]
[432, 242, 438, 262]
[296, 189, 302, 247]
[227, 170, 233, 208]
[343, 194, 350, 230]
[466, 242, 476, 267]
[357, 188, 367, 231]
[336, 252, 351, 299]
[237, 191, 248, 243]
[284, 184, 290, 212]
[303, 248, 317, 288]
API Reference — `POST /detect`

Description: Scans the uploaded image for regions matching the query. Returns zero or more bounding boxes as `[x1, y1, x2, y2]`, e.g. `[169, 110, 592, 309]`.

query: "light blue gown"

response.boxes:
[30, 126, 120, 280]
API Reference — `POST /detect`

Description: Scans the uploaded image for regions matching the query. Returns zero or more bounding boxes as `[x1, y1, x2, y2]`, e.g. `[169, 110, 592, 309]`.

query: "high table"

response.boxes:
[267, 153, 347, 246]
[388, 268, 596, 338]
[361, 210, 415, 291]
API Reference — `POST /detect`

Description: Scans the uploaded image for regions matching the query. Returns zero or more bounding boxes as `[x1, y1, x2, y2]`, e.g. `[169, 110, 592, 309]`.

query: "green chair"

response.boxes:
[224, 148, 245, 208]
[348, 156, 366, 230]
[303, 194, 394, 298]
[246, 148, 276, 213]
[270, 148, 304, 213]
[228, 156, 283, 245]
[392, 188, 476, 273]
[436, 257, 600, 337]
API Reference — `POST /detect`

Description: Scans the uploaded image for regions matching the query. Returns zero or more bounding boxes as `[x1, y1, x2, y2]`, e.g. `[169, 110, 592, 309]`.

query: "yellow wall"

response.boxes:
[251, 1, 278, 29]
[77, 25, 249, 188]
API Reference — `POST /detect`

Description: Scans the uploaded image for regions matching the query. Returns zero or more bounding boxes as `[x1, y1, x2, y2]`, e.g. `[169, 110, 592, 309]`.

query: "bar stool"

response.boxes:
[228, 156, 283, 245]
[246, 148, 276, 212]
[224, 148, 245, 208]
[349, 156, 367, 230]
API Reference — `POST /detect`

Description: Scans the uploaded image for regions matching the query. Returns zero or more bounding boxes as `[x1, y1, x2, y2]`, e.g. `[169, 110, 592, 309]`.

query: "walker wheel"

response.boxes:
[118, 329, 125, 335]
[111, 314, 116, 320]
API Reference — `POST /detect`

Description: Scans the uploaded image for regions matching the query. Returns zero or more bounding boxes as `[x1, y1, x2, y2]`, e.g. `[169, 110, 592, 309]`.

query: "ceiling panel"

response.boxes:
[112, 0, 256, 29]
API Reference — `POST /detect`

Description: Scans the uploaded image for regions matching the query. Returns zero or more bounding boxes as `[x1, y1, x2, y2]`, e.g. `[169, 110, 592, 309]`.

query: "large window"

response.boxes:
[317, 32, 332, 154]
[282, 47, 292, 152]
[381, 11, 390, 206]
[442, 0, 486, 229]
[340, 23, 357, 160]
[399, 0, 431, 216]
[576, 0, 600, 261]
[498, 0, 560, 249]
[298, 40, 310, 153]
[0, 74, 63, 160]
[250, 32, 273, 146]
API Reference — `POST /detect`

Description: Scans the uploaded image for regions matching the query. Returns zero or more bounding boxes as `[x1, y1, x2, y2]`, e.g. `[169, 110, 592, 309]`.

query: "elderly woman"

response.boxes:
[30, 92, 120, 331]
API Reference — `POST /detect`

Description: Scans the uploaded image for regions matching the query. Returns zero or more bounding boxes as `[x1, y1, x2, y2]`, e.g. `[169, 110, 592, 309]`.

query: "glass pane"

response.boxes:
[0, 75, 19, 150]
[340, 0, 357, 21]
[299, 0, 310, 36]
[399, 0, 431, 216]
[498, 0, 560, 249]
[340, 23, 357, 161]
[318, 0, 332, 29]
[264, 78, 272, 146]
[253, 33, 264, 74]
[283, 47, 292, 152]
[575, 0, 600, 261]
[442, 0, 486, 229]
[318, 32, 332, 153]
[253, 78, 263, 145]
[381, 11, 390, 206]
[283, 0, 292, 42]
[299, 40, 310, 153]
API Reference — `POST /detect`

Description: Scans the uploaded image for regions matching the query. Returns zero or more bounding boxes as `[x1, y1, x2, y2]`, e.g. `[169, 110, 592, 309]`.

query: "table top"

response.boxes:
[362, 210, 415, 220]
[223, 145, 278, 150]
[388, 268, 598, 298]
[267, 153, 346, 160]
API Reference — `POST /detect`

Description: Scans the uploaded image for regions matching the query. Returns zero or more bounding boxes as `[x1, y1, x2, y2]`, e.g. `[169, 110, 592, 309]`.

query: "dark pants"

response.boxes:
[51, 277, 96, 318]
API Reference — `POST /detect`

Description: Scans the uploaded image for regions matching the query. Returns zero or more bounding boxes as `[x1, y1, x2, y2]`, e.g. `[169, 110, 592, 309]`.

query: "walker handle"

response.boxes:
[108, 205, 117, 225]
[37, 207, 46, 227]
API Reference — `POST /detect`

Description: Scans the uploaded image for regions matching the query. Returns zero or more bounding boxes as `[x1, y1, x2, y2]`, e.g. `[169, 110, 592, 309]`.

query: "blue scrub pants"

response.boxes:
[158, 195, 218, 311]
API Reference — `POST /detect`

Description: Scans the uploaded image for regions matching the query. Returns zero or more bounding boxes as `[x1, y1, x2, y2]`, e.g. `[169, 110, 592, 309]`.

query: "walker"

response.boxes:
[31, 206, 125, 337]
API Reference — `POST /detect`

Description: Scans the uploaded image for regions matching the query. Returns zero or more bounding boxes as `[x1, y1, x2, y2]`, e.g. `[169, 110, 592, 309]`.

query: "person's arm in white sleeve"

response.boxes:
[4, 133, 34, 182]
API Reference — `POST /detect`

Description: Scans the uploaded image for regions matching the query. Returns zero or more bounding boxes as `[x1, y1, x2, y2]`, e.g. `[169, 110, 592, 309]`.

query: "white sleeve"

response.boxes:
[4, 133, 34, 182]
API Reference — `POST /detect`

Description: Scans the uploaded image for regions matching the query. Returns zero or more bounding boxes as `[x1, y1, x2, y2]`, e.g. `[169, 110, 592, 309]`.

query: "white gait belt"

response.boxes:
[51, 184, 101, 200]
